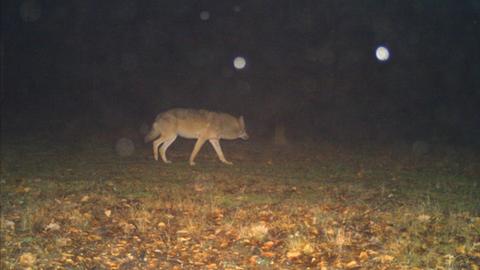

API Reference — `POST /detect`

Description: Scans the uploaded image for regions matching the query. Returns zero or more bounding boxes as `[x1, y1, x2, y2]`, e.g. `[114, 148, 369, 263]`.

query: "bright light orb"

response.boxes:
[200, 11, 210, 21]
[375, 46, 390, 61]
[233, 56, 246, 69]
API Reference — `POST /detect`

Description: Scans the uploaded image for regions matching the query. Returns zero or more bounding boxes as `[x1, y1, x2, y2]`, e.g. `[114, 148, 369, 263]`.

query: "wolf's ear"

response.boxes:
[239, 116, 245, 127]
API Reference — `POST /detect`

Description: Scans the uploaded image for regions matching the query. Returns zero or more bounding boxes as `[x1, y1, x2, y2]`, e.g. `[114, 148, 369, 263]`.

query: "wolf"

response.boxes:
[144, 108, 248, 165]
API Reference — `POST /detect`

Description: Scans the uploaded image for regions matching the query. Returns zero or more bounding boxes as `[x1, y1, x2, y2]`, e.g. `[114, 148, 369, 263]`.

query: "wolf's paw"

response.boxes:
[223, 160, 233, 165]
[164, 160, 172, 164]
[189, 161, 196, 166]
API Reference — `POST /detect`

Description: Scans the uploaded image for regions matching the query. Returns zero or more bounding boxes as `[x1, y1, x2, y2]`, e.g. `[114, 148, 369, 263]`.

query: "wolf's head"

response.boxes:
[220, 115, 249, 140]
[237, 116, 249, 140]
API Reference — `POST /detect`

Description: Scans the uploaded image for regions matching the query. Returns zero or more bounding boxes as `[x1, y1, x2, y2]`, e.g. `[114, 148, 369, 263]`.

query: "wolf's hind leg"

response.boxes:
[160, 136, 177, 163]
[152, 137, 166, 161]
[209, 139, 233, 165]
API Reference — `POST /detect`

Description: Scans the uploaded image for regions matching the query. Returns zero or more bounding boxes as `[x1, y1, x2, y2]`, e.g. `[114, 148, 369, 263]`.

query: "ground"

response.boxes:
[1, 135, 479, 269]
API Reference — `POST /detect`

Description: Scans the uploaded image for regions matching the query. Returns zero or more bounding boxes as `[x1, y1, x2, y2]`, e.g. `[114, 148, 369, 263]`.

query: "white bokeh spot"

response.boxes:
[233, 56, 246, 70]
[200, 11, 210, 21]
[375, 46, 390, 61]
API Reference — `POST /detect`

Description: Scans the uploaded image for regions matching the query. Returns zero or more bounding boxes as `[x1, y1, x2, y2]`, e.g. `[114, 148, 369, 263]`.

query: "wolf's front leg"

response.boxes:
[189, 137, 207, 166]
[209, 139, 233, 165]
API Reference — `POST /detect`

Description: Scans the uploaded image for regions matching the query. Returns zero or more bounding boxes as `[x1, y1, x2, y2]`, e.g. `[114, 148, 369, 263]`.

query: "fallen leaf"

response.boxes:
[61, 252, 74, 258]
[286, 251, 302, 260]
[302, 243, 314, 255]
[3, 220, 15, 230]
[472, 262, 479, 270]
[19, 252, 36, 267]
[194, 183, 205, 192]
[456, 245, 466, 254]
[334, 260, 344, 268]
[346, 260, 359, 268]
[261, 251, 276, 258]
[317, 260, 328, 270]
[45, 222, 61, 231]
[378, 254, 394, 263]
[104, 209, 112, 217]
[177, 237, 191, 242]
[119, 222, 136, 234]
[56, 237, 71, 247]
[81, 195, 90, 202]
[249, 255, 259, 265]
[87, 234, 103, 241]
[176, 229, 189, 235]
[326, 228, 335, 236]
[16, 186, 31, 193]
[358, 251, 369, 261]
[220, 240, 229, 248]
[417, 214, 431, 222]
[261, 241, 274, 250]
[206, 263, 217, 269]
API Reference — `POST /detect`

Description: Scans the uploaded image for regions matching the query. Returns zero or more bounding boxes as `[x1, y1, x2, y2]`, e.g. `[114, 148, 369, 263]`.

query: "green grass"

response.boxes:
[1, 136, 479, 269]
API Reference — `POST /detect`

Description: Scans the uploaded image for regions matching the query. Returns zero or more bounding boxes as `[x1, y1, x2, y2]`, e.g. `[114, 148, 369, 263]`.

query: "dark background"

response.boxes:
[2, 0, 480, 146]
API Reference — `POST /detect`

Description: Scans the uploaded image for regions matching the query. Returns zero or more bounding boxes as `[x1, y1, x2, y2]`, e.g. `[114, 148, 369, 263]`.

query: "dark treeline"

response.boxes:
[2, 0, 480, 144]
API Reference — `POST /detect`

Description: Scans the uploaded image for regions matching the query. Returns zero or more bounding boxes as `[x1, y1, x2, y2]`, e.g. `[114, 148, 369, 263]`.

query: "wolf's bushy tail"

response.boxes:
[144, 128, 161, 143]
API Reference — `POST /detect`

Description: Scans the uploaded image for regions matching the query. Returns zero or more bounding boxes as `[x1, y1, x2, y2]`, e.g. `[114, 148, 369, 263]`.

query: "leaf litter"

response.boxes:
[1, 142, 479, 269]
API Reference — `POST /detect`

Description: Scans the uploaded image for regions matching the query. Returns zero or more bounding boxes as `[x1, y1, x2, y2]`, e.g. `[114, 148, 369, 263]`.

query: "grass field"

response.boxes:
[1, 135, 479, 269]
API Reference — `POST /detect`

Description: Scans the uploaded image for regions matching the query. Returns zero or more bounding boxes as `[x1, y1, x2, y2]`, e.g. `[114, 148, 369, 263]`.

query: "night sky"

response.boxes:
[2, 0, 480, 146]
